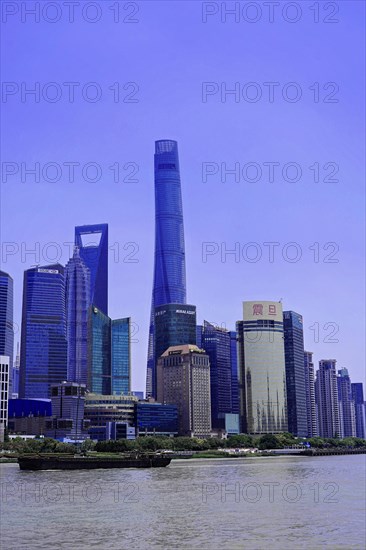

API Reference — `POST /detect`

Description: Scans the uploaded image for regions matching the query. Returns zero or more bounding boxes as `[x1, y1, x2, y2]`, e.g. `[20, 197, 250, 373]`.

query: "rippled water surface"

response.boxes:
[1, 455, 365, 549]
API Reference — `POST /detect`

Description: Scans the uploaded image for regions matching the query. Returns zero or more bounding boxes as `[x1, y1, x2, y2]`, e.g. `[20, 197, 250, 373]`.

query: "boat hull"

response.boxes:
[18, 455, 171, 470]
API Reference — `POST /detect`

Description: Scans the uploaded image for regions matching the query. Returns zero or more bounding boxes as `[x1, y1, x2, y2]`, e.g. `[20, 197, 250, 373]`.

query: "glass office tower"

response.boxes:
[111, 318, 131, 395]
[75, 224, 108, 315]
[199, 321, 234, 429]
[283, 311, 307, 437]
[315, 359, 340, 438]
[88, 306, 111, 395]
[337, 368, 356, 437]
[237, 301, 288, 434]
[304, 351, 317, 437]
[0, 271, 14, 393]
[146, 140, 187, 398]
[154, 304, 196, 364]
[88, 308, 131, 396]
[351, 383, 365, 439]
[19, 265, 67, 398]
[65, 247, 90, 385]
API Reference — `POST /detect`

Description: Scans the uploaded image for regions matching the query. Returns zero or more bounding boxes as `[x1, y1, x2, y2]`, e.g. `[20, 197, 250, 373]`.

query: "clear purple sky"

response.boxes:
[1, 1, 365, 390]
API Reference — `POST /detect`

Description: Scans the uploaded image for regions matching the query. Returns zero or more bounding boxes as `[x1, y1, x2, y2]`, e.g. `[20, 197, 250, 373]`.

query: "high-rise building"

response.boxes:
[88, 306, 111, 394]
[146, 140, 187, 398]
[230, 330, 240, 416]
[74, 224, 108, 315]
[45, 381, 88, 441]
[0, 271, 14, 395]
[19, 265, 67, 399]
[315, 360, 340, 438]
[157, 344, 211, 437]
[283, 311, 307, 437]
[11, 343, 20, 398]
[351, 383, 365, 439]
[111, 318, 131, 395]
[237, 301, 288, 434]
[199, 321, 235, 430]
[337, 368, 356, 438]
[65, 247, 90, 385]
[154, 303, 196, 394]
[0, 356, 10, 442]
[88, 306, 131, 395]
[304, 351, 317, 437]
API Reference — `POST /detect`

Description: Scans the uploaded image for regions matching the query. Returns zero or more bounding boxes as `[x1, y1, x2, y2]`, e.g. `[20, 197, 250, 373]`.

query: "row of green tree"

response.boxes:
[2, 433, 365, 455]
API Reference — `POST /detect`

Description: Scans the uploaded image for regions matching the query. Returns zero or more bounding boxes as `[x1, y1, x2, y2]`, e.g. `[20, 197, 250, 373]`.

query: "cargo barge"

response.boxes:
[18, 453, 171, 470]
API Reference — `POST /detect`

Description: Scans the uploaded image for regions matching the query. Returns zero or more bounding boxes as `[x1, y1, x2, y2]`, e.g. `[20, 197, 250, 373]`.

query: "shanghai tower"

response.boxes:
[146, 140, 187, 397]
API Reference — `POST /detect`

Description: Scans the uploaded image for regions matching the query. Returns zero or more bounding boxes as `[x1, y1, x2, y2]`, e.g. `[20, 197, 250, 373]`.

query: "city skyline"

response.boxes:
[2, 2, 365, 392]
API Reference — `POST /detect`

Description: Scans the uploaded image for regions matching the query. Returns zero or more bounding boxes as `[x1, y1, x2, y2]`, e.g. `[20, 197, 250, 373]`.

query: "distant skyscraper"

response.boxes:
[351, 383, 365, 439]
[157, 345, 211, 437]
[88, 306, 131, 396]
[237, 301, 288, 434]
[304, 351, 317, 437]
[146, 140, 187, 398]
[74, 224, 108, 315]
[111, 318, 131, 395]
[19, 265, 67, 399]
[88, 306, 111, 395]
[0, 271, 14, 394]
[154, 304, 196, 392]
[230, 330, 240, 416]
[283, 311, 307, 437]
[0, 356, 10, 442]
[337, 368, 356, 437]
[199, 321, 234, 429]
[315, 360, 340, 438]
[65, 247, 90, 385]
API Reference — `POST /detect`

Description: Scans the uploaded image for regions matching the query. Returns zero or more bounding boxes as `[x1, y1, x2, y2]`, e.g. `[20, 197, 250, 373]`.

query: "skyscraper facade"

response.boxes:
[283, 311, 307, 437]
[304, 351, 317, 437]
[154, 304, 196, 379]
[237, 301, 288, 434]
[146, 140, 187, 398]
[88, 307, 131, 396]
[0, 356, 10, 442]
[337, 368, 356, 437]
[0, 271, 14, 394]
[111, 318, 131, 395]
[199, 321, 234, 429]
[74, 223, 108, 315]
[157, 344, 211, 437]
[230, 331, 239, 416]
[19, 265, 67, 399]
[88, 306, 111, 394]
[315, 359, 340, 438]
[65, 247, 90, 385]
[351, 383, 365, 439]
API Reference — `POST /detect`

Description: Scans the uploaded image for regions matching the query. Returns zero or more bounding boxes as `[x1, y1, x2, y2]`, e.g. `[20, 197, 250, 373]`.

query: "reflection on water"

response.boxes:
[1, 455, 365, 549]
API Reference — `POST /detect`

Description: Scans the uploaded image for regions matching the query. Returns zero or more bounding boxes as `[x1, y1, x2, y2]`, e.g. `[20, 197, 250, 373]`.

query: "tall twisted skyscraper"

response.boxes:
[146, 140, 187, 398]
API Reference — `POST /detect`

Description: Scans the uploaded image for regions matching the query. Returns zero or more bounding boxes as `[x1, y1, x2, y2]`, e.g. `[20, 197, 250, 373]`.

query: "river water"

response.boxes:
[1, 455, 365, 549]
